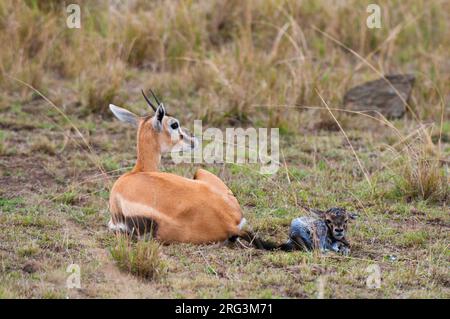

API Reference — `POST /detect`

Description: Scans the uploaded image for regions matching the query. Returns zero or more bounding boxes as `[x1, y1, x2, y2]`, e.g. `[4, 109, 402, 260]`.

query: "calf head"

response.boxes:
[322, 207, 357, 240]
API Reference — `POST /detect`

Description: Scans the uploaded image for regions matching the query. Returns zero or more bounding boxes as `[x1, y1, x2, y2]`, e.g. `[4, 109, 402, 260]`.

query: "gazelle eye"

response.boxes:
[170, 122, 179, 130]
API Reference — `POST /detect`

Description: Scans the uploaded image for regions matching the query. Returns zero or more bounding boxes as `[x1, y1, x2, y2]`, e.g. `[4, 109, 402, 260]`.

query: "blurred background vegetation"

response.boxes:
[1, 0, 448, 126]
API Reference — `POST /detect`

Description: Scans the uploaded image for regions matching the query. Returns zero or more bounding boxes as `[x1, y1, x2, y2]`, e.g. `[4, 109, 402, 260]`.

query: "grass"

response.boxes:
[393, 133, 448, 203]
[398, 230, 429, 248]
[0, 130, 6, 155]
[1, 0, 448, 122]
[110, 234, 166, 281]
[2, 117, 447, 298]
[0, 0, 448, 298]
[30, 136, 56, 155]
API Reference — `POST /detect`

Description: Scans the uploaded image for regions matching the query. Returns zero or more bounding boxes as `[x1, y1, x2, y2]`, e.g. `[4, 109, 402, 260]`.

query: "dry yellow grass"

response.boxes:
[1, 0, 448, 121]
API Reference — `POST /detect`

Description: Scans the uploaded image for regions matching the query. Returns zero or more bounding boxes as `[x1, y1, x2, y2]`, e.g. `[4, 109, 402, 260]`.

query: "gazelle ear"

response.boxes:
[109, 104, 138, 127]
[349, 212, 359, 220]
[311, 208, 325, 218]
[153, 104, 165, 131]
[156, 103, 165, 121]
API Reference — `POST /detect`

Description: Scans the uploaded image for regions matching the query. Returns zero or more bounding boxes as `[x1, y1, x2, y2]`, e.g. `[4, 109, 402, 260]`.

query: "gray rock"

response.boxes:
[343, 74, 415, 118]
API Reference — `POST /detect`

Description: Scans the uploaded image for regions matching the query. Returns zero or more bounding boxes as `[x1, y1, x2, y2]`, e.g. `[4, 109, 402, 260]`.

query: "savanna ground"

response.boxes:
[0, 0, 448, 298]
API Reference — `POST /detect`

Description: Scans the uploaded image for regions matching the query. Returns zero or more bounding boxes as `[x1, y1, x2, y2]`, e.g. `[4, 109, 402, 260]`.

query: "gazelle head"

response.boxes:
[109, 89, 198, 154]
[318, 207, 358, 240]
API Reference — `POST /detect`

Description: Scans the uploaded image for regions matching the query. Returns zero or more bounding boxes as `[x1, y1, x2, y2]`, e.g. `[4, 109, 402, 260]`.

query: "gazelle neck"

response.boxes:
[132, 125, 161, 173]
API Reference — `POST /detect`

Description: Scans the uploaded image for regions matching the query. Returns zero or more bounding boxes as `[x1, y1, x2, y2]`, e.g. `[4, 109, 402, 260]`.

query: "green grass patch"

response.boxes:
[0, 197, 24, 212]
[109, 234, 167, 281]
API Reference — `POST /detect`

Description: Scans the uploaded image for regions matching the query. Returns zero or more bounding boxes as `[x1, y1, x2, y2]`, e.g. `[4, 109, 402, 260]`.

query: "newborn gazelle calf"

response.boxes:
[281, 208, 357, 255]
